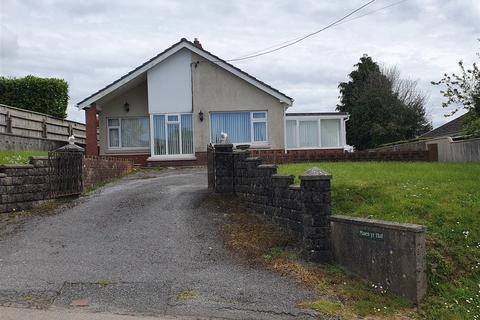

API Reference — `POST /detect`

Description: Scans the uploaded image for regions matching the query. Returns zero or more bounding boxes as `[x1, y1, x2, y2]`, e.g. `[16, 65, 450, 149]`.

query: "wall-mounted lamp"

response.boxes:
[198, 110, 204, 122]
[124, 102, 130, 113]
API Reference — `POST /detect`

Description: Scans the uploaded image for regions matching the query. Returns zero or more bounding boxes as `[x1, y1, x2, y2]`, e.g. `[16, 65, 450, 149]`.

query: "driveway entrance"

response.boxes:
[0, 168, 317, 319]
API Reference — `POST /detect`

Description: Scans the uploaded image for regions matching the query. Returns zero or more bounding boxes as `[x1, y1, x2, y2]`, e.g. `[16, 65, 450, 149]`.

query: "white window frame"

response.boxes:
[285, 115, 347, 150]
[107, 117, 150, 150]
[251, 111, 268, 144]
[209, 111, 269, 146]
[148, 112, 195, 161]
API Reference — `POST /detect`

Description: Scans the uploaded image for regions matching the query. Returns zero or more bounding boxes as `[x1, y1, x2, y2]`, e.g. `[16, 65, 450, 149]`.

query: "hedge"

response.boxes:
[0, 75, 69, 119]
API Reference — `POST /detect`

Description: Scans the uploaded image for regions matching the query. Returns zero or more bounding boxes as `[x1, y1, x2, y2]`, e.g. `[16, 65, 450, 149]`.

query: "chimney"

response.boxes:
[193, 38, 203, 49]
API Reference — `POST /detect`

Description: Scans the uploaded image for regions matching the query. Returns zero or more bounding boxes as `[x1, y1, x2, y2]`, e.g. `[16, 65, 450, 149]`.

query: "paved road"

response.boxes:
[0, 168, 317, 319]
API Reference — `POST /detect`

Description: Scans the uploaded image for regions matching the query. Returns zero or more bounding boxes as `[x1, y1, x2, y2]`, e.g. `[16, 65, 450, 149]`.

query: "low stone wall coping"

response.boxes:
[330, 215, 426, 233]
[300, 167, 332, 180]
[245, 157, 261, 161]
[233, 149, 249, 154]
[257, 164, 278, 169]
[271, 174, 294, 179]
[0, 164, 34, 169]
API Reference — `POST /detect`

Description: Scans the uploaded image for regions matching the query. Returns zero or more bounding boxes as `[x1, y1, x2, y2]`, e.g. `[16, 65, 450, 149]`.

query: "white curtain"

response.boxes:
[153, 115, 166, 155]
[167, 123, 180, 155]
[321, 119, 340, 147]
[210, 112, 251, 143]
[109, 128, 119, 148]
[299, 120, 319, 147]
[253, 122, 266, 142]
[181, 114, 194, 154]
[121, 118, 149, 148]
[286, 120, 297, 148]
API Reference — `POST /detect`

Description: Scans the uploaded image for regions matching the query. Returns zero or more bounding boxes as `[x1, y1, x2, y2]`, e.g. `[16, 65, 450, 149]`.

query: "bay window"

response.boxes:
[107, 117, 150, 149]
[210, 111, 268, 144]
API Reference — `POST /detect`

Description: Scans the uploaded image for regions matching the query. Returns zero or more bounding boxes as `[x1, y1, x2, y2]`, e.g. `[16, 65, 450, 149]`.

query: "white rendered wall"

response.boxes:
[147, 49, 192, 114]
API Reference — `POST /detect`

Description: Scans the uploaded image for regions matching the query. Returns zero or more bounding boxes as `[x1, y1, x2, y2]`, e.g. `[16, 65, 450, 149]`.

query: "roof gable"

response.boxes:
[77, 39, 293, 109]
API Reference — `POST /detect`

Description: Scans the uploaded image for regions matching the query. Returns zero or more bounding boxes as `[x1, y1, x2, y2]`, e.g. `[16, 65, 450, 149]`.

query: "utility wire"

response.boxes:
[225, 0, 376, 62]
[225, 0, 406, 62]
[334, 0, 408, 27]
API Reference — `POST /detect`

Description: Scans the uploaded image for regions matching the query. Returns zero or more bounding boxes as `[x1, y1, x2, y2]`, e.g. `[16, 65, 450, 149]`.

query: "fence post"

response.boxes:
[300, 167, 333, 262]
[42, 118, 48, 138]
[6, 111, 12, 133]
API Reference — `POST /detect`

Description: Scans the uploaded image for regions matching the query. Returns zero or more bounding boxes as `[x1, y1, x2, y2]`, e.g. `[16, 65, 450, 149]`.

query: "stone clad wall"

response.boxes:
[210, 144, 427, 303]
[0, 157, 50, 213]
[229, 148, 333, 262]
[0, 155, 134, 214]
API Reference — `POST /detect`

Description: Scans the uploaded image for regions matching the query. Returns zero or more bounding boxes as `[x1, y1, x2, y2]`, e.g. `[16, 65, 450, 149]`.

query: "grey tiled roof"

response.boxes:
[77, 38, 292, 107]
[421, 113, 466, 138]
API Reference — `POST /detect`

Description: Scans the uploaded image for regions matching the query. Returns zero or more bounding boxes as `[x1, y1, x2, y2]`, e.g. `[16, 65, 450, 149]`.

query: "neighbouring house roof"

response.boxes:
[286, 112, 348, 117]
[420, 113, 467, 139]
[77, 38, 293, 110]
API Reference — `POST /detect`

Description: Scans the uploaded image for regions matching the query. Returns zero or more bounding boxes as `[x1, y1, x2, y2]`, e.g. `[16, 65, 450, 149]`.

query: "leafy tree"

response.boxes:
[431, 40, 480, 135]
[0, 75, 69, 119]
[337, 55, 431, 150]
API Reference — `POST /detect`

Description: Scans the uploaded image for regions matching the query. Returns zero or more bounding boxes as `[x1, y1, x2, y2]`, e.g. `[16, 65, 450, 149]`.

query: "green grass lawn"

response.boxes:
[0, 150, 48, 165]
[278, 162, 480, 320]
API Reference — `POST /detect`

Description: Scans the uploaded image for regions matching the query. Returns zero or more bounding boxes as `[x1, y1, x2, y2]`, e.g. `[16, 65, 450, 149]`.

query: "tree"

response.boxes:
[0, 75, 69, 119]
[337, 55, 431, 150]
[431, 40, 480, 135]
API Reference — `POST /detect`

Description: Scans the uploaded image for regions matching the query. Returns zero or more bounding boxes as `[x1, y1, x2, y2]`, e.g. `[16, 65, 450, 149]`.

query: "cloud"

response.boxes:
[0, 0, 478, 128]
[0, 26, 19, 59]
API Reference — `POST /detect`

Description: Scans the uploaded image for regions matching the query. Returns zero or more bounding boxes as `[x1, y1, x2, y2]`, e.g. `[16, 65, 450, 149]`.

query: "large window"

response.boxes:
[107, 117, 150, 149]
[152, 113, 194, 156]
[210, 111, 268, 144]
[286, 117, 343, 149]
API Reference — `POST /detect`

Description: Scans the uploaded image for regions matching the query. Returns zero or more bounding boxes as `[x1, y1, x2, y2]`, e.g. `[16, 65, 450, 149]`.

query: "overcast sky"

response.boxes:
[1, 0, 479, 127]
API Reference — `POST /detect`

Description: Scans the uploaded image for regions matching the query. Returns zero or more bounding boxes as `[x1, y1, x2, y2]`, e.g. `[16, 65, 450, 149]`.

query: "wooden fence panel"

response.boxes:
[0, 104, 86, 145]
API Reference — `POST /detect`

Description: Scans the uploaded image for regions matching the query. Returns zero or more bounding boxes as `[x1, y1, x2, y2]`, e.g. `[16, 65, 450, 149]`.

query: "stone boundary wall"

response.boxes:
[83, 156, 134, 189]
[0, 157, 50, 213]
[210, 144, 427, 303]
[214, 145, 333, 262]
[0, 156, 134, 213]
[330, 215, 426, 303]
[249, 147, 437, 163]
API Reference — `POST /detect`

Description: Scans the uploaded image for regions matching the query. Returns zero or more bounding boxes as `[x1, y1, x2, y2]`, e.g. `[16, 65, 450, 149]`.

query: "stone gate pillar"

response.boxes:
[213, 144, 234, 193]
[300, 167, 333, 262]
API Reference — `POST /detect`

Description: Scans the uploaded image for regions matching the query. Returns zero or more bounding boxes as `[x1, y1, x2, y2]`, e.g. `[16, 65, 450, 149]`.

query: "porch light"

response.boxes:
[198, 110, 204, 122]
[124, 102, 130, 113]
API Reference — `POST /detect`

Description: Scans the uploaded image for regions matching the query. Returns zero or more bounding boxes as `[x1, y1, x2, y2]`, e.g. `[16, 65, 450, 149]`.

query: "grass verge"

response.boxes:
[0, 150, 47, 165]
[278, 161, 480, 319]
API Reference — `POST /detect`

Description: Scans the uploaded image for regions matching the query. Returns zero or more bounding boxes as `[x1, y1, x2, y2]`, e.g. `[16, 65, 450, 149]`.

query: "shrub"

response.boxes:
[0, 75, 69, 118]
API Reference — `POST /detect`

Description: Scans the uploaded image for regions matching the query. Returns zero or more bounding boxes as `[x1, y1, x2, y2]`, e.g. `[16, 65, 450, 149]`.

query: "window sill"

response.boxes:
[105, 148, 150, 154]
[147, 155, 197, 161]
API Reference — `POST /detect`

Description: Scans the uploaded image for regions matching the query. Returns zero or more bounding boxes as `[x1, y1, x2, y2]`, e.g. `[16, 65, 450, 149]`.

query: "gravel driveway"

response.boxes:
[0, 168, 317, 319]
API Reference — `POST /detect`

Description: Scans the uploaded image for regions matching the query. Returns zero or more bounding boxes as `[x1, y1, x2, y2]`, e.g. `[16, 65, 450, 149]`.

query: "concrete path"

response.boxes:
[0, 168, 317, 319]
[1, 306, 185, 320]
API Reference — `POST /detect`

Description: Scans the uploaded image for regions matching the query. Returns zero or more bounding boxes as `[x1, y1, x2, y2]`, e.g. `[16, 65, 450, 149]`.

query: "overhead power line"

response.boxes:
[226, 0, 407, 62]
